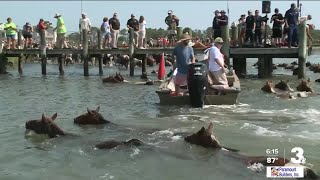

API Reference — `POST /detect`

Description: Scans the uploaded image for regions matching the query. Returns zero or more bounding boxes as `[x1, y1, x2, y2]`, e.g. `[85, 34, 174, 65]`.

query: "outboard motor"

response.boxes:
[187, 63, 208, 108]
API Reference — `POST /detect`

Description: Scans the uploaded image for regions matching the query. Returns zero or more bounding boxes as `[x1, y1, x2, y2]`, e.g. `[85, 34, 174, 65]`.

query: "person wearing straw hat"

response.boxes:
[172, 33, 195, 96]
[207, 37, 228, 89]
[53, 13, 68, 48]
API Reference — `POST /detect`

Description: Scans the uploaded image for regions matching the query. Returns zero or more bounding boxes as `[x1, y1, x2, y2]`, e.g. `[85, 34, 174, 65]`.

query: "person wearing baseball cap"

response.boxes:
[212, 10, 221, 39]
[127, 14, 139, 47]
[172, 33, 195, 96]
[245, 10, 255, 46]
[207, 37, 228, 89]
[218, 10, 228, 27]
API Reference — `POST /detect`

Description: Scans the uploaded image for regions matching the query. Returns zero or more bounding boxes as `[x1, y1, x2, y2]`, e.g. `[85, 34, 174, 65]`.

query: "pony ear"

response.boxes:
[41, 113, 46, 121]
[207, 123, 213, 134]
[307, 78, 310, 83]
[87, 107, 92, 114]
[96, 105, 100, 113]
[286, 79, 289, 83]
[51, 113, 58, 121]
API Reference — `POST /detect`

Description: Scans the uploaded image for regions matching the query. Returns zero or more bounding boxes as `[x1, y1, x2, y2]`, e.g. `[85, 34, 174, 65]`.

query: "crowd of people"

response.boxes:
[0, 4, 315, 51]
[228, 3, 314, 48]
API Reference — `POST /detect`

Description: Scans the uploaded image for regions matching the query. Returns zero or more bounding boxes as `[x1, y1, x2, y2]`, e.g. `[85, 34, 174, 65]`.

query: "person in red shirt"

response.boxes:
[38, 19, 46, 31]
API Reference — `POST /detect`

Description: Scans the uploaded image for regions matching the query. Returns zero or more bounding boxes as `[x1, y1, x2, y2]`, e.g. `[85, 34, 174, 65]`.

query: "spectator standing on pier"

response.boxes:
[79, 13, 91, 43]
[212, 10, 221, 39]
[53, 13, 68, 48]
[306, 24, 315, 55]
[245, 10, 255, 46]
[138, 16, 146, 49]
[285, 3, 299, 48]
[270, 8, 284, 47]
[172, 33, 195, 96]
[4, 17, 17, 49]
[254, 10, 265, 47]
[238, 14, 246, 46]
[218, 10, 228, 27]
[109, 13, 120, 49]
[127, 14, 139, 47]
[22, 22, 33, 48]
[165, 10, 179, 45]
[101, 17, 111, 49]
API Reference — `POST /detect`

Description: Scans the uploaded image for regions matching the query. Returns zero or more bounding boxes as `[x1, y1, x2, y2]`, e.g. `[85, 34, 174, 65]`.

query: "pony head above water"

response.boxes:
[25, 113, 66, 138]
[184, 123, 222, 149]
[274, 80, 294, 92]
[297, 78, 313, 93]
[261, 81, 275, 93]
[74, 106, 109, 125]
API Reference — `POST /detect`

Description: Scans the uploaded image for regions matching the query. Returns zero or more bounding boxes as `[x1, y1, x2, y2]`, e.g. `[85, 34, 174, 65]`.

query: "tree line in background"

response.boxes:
[67, 26, 320, 45]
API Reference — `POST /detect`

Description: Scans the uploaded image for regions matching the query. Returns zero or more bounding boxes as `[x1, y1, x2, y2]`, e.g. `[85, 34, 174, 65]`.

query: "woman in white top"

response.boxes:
[138, 16, 146, 48]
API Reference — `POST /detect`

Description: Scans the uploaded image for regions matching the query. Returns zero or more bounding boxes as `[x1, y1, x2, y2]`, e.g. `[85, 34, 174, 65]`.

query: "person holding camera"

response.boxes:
[4, 17, 17, 49]
[212, 10, 221, 40]
[165, 10, 179, 46]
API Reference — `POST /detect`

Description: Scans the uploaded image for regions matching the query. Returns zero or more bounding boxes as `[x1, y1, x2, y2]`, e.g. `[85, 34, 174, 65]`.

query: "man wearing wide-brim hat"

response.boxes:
[207, 37, 229, 90]
[53, 13, 68, 48]
[172, 33, 195, 96]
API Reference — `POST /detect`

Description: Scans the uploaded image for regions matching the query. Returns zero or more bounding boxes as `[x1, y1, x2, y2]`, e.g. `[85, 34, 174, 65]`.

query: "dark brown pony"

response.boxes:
[95, 139, 143, 149]
[74, 106, 110, 125]
[25, 113, 66, 138]
[296, 79, 313, 93]
[185, 123, 319, 179]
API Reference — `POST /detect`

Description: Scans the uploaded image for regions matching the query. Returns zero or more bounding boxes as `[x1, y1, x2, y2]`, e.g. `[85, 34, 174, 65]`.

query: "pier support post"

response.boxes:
[58, 55, 64, 75]
[83, 29, 89, 76]
[0, 55, 7, 74]
[40, 30, 47, 75]
[258, 57, 272, 78]
[0, 31, 3, 54]
[17, 31, 22, 49]
[129, 28, 135, 77]
[141, 54, 147, 79]
[18, 55, 23, 74]
[177, 27, 183, 40]
[97, 30, 103, 76]
[221, 25, 230, 66]
[298, 22, 307, 79]
[233, 58, 246, 78]
[231, 26, 238, 47]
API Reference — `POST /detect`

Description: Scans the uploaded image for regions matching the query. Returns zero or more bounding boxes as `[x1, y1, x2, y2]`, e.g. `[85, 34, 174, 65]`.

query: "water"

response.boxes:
[1, 54, 320, 180]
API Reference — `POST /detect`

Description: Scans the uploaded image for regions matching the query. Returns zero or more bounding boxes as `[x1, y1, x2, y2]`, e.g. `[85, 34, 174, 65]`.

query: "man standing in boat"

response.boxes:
[172, 33, 195, 96]
[207, 37, 229, 89]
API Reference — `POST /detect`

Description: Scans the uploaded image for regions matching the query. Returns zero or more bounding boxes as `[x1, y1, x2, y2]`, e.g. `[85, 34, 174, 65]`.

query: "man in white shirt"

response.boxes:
[207, 37, 228, 89]
[79, 13, 91, 43]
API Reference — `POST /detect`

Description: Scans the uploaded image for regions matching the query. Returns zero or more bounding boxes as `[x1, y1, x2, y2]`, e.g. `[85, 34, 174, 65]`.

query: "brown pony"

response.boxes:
[74, 106, 110, 125]
[185, 123, 319, 179]
[25, 113, 66, 138]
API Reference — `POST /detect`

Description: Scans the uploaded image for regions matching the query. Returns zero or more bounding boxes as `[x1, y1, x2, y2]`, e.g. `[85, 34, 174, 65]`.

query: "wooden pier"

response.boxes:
[0, 23, 308, 79]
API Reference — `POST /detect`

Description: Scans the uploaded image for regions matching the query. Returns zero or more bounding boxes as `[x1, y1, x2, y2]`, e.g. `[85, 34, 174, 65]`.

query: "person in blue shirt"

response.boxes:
[285, 3, 299, 48]
[172, 33, 195, 96]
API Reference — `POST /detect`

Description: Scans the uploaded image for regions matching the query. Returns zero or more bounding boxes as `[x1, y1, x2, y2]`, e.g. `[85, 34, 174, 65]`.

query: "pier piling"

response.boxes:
[221, 25, 230, 66]
[17, 32, 22, 49]
[298, 22, 307, 79]
[129, 28, 135, 77]
[40, 30, 47, 75]
[97, 30, 103, 76]
[83, 29, 89, 76]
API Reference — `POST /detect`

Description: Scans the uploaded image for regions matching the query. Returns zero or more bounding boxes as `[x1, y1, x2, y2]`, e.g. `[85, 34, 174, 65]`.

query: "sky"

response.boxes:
[0, 1, 318, 33]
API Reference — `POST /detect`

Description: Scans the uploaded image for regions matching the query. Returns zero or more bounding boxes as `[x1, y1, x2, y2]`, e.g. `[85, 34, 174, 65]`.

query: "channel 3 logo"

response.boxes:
[291, 147, 306, 164]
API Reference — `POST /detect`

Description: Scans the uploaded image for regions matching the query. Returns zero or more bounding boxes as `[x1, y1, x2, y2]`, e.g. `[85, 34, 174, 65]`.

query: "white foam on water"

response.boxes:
[247, 163, 265, 172]
[151, 129, 174, 136]
[171, 135, 181, 141]
[130, 147, 140, 158]
[99, 173, 115, 180]
[240, 123, 283, 137]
